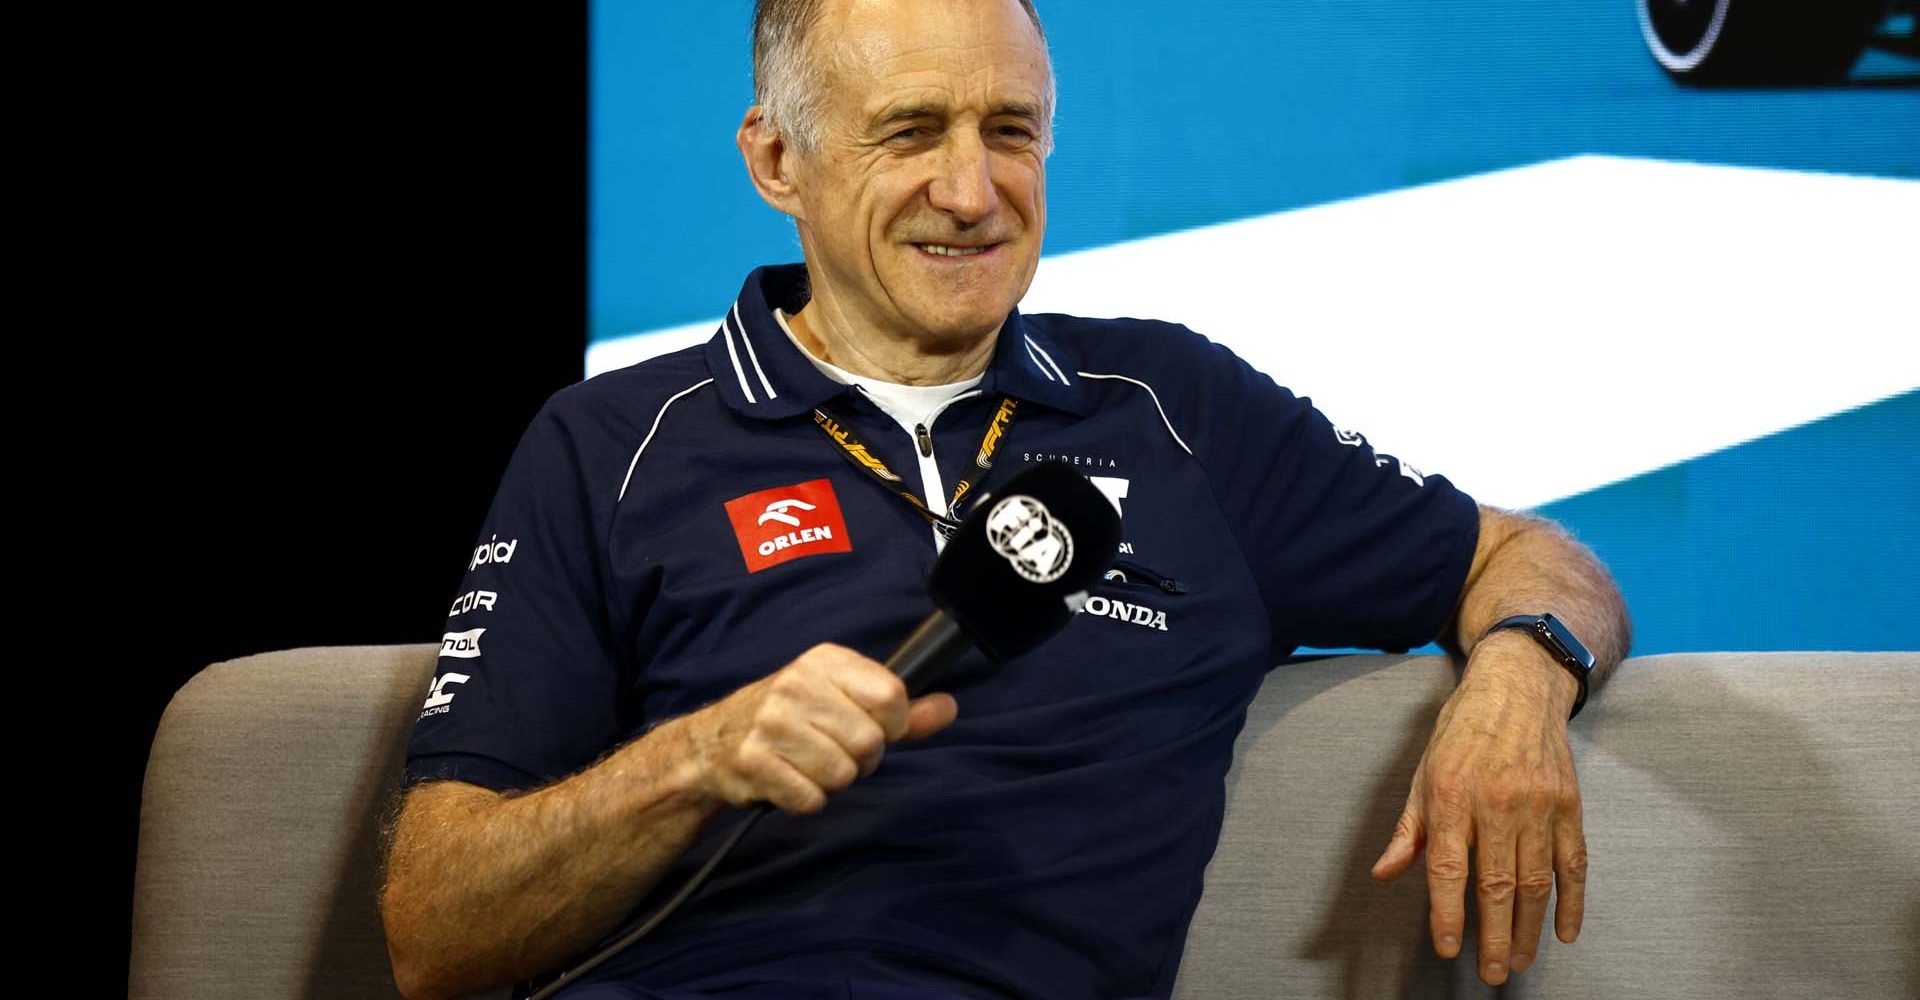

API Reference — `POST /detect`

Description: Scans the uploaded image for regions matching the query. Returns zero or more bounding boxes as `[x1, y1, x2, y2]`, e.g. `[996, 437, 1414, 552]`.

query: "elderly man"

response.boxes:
[380, 1, 1630, 998]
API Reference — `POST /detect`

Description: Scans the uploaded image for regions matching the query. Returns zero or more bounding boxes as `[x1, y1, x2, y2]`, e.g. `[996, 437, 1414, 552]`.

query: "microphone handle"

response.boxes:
[884, 609, 972, 696]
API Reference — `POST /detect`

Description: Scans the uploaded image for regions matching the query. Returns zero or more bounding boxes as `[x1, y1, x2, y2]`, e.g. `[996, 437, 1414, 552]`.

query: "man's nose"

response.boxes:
[926, 132, 996, 224]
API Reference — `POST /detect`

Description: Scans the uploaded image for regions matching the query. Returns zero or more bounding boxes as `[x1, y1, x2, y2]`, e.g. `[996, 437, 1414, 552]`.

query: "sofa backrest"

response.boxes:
[1173, 651, 1920, 999]
[131, 649, 1920, 999]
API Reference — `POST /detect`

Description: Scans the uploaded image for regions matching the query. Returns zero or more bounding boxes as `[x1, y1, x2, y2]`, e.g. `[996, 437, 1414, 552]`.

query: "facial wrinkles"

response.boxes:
[812, 90, 1037, 334]
[787, 0, 1050, 371]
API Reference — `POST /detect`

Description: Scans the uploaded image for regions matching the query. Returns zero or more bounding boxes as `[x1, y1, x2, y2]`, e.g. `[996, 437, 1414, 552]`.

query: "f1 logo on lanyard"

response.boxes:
[810, 396, 1020, 539]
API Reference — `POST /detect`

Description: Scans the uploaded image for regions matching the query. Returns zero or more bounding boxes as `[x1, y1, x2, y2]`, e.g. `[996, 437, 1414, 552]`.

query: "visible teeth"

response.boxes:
[919, 244, 989, 257]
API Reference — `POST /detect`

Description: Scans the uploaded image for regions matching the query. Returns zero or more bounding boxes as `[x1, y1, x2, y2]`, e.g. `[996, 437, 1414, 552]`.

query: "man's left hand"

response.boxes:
[1368, 632, 1589, 986]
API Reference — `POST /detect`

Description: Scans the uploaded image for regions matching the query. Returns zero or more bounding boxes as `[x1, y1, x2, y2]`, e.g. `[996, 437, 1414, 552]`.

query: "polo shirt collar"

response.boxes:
[704, 264, 1088, 420]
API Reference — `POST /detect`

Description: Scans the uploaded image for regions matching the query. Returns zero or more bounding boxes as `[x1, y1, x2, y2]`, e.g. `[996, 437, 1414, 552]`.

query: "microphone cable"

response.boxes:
[525, 804, 770, 1000]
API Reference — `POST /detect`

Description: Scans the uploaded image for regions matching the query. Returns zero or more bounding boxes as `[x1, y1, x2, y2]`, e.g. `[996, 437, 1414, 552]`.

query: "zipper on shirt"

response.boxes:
[1107, 560, 1190, 595]
[849, 386, 983, 551]
[910, 389, 983, 522]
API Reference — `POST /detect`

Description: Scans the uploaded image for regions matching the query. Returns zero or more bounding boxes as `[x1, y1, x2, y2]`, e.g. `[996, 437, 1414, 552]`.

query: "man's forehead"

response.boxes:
[814, 0, 1048, 97]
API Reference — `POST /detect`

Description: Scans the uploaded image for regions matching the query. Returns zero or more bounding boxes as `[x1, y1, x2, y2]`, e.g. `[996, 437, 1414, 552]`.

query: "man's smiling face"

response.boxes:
[785, 0, 1051, 349]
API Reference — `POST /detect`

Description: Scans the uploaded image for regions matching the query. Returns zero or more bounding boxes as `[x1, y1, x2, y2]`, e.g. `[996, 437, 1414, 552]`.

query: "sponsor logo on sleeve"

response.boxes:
[724, 479, 853, 573]
[469, 535, 518, 571]
[439, 628, 486, 659]
[1375, 454, 1426, 487]
[419, 672, 470, 718]
[448, 590, 498, 617]
[1339, 426, 1429, 487]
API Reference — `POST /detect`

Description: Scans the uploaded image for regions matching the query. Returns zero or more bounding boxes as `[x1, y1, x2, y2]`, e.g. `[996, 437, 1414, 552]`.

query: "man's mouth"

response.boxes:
[913, 242, 998, 257]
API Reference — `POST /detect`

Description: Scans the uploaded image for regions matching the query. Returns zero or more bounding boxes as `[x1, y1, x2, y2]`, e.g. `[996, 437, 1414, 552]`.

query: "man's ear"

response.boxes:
[738, 106, 806, 221]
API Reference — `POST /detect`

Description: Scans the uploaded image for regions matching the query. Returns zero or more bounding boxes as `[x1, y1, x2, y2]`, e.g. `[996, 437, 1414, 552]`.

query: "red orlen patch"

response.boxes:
[724, 478, 854, 574]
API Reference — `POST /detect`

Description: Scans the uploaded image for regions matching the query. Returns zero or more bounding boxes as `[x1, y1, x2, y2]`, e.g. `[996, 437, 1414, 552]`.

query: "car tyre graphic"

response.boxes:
[1638, 0, 1890, 85]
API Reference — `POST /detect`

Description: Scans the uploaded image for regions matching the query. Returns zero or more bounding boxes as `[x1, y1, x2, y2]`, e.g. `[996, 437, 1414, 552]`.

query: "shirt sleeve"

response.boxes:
[403, 394, 631, 795]
[1179, 330, 1481, 654]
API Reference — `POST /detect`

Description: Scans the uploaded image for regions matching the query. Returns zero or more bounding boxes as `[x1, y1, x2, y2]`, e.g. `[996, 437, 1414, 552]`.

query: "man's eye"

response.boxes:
[994, 125, 1035, 142]
[887, 127, 924, 142]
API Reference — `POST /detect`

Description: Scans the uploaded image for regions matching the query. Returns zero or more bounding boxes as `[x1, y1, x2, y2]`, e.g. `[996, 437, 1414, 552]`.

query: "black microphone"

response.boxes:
[886, 460, 1123, 695]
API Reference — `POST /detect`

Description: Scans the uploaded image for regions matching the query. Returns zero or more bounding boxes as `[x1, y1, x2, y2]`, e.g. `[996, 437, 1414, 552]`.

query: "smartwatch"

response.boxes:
[1482, 613, 1596, 720]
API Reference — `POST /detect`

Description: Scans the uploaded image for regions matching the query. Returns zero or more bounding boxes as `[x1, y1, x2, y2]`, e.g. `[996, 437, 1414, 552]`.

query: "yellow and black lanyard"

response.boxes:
[810, 395, 1020, 538]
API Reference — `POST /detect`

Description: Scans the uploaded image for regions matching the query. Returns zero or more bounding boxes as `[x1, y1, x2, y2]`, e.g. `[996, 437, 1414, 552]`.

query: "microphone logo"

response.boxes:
[985, 494, 1074, 584]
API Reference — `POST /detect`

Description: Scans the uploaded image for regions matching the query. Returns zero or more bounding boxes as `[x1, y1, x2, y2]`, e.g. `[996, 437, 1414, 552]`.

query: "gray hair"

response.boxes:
[752, 0, 1056, 156]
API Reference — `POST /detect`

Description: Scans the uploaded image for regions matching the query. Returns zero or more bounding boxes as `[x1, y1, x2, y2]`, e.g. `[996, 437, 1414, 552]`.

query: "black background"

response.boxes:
[84, 4, 589, 993]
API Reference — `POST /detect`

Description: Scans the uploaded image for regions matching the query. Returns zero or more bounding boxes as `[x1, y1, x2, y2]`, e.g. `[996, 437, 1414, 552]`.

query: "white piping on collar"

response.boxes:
[734, 301, 778, 400]
[1024, 334, 1072, 386]
[720, 311, 757, 404]
[1022, 337, 1057, 382]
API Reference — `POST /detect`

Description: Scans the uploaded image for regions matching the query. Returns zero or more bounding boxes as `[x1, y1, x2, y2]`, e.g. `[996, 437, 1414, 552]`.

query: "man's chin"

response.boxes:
[889, 282, 1029, 342]
[900, 300, 1019, 345]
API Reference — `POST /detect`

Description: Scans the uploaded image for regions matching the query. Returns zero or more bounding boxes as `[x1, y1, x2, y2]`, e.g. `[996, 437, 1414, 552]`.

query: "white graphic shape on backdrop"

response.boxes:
[590, 156, 1920, 508]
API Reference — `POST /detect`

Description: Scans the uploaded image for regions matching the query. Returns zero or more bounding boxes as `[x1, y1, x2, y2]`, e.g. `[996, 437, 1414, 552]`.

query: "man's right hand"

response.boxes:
[687, 643, 959, 815]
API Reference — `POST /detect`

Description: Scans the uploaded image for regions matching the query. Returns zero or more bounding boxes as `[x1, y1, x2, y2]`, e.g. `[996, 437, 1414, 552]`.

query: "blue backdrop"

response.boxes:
[591, 2, 1920, 655]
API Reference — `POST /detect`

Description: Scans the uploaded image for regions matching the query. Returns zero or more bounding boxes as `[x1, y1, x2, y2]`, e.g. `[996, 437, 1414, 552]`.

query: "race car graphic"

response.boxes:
[1639, 0, 1918, 84]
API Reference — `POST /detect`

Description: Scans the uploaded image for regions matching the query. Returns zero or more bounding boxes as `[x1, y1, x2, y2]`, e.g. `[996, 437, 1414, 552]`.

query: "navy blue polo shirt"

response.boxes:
[405, 264, 1480, 1000]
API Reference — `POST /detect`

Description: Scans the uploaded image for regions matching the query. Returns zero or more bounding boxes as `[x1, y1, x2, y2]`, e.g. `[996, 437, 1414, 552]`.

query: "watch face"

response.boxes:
[1542, 613, 1596, 671]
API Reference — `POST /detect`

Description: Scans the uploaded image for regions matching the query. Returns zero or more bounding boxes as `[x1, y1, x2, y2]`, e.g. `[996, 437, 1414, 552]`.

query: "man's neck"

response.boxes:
[784, 303, 997, 387]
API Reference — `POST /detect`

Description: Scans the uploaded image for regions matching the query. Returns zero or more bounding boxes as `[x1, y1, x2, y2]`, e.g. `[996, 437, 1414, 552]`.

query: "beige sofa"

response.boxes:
[130, 648, 1920, 998]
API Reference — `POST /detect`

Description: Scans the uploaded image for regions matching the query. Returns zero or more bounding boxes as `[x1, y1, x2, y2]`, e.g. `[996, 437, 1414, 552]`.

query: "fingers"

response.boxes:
[1473, 827, 1518, 985]
[699, 644, 962, 814]
[1553, 806, 1589, 944]
[903, 693, 958, 740]
[1423, 800, 1471, 961]
[1509, 827, 1554, 973]
[789, 682, 888, 779]
[799, 644, 911, 739]
[1371, 795, 1426, 882]
[1399, 668, 1588, 984]
[749, 748, 832, 816]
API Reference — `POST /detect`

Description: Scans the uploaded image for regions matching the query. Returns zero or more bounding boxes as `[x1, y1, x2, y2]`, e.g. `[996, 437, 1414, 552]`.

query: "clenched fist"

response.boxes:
[686, 643, 959, 815]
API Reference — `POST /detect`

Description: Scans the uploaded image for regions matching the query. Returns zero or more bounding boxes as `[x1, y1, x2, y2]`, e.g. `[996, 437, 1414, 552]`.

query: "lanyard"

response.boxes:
[811, 395, 1020, 536]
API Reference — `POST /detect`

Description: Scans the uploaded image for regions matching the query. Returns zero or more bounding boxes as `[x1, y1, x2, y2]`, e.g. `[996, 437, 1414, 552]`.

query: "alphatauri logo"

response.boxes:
[1088, 476, 1130, 519]
[420, 672, 470, 719]
[725, 479, 853, 573]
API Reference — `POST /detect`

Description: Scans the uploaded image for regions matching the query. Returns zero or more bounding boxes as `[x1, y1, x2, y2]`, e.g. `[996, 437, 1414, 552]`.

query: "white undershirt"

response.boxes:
[775, 308, 985, 547]
[774, 309, 984, 429]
